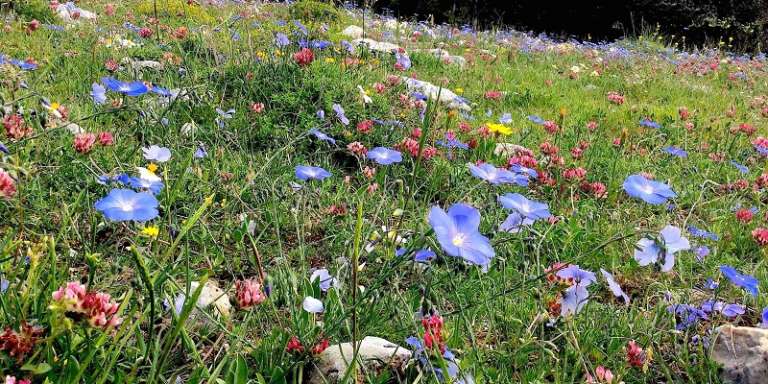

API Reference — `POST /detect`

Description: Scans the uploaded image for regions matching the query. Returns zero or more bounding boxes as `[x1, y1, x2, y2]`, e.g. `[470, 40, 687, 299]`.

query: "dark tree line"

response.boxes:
[357, 0, 768, 51]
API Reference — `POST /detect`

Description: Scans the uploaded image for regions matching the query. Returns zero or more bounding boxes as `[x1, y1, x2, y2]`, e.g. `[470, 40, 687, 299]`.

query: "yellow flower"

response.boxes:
[486, 123, 512, 135]
[141, 225, 159, 238]
[324, 57, 336, 63]
[455, 87, 464, 95]
[146, 163, 158, 173]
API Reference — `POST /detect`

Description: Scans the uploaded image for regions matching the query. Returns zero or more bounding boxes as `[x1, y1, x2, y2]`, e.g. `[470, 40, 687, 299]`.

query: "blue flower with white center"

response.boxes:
[428, 203, 495, 267]
[720, 265, 759, 297]
[367, 147, 402, 165]
[497, 193, 551, 220]
[499, 113, 513, 124]
[101, 77, 148, 96]
[634, 225, 690, 272]
[622, 174, 676, 205]
[94, 188, 159, 222]
[295, 165, 331, 181]
[468, 163, 528, 186]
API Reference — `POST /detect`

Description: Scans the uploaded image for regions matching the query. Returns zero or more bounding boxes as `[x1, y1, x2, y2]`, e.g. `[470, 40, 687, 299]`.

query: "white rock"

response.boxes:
[341, 25, 364, 39]
[56, 2, 97, 23]
[352, 38, 402, 54]
[494, 143, 530, 157]
[308, 337, 411, 384]
[120, 58, 164, 71]
[712, 325, 768, 384]
[401, 77, 471, 111]
[383, 19, 407, 30]
[64, 122, 84, 135]
[190, 280, 232, 318]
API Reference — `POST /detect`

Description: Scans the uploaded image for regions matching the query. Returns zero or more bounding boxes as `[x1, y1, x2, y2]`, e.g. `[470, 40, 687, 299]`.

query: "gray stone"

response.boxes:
[401, 77, 471, 111]
[712, 325, 768, 384]
[308, 336, 411, 384]
[341, 25, 364, 39]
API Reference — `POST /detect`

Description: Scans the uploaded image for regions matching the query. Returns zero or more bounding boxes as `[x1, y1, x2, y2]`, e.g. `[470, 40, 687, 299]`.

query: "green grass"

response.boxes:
[0, 1, 766, 383]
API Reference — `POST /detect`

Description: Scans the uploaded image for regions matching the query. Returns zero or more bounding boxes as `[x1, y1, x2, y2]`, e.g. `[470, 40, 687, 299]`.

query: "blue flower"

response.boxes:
[730, 161, 749, 174]
[720, 265, 759, 297]
[694, 245, 710, 261]
[215, 108, 235, 128]
[395, 52, 411, 69]
[316, 109, 325, 120]
[497, 193, 551, 220]
[527, 115, 544, 125]
[332, 104, 349, 126]
[498, 212, 534, 233]
[687, 225, 720, 241]
[510, 164, 538, 178]
[667, 304, 708, 330]
[663, 146, 687, 158]
[142, 145, 172, 162]
[295, 165, 331, 181]
[151, 85, 172, 97]
[91, 83, 107, 105]
[414, 249, 436, 263]
[275, 32, 290, 47]
[0, 142, 8, 155]
[340, 40, 354, 54]
[428, 203, 495, 267]
[436, 137, 469, 150]
[761, 307, 768, 328]
[622, 174, 676, 205]
[469, 163, 528, 186]
[310, 268, 337, 291]
[600, 268, 629, 304]
[640, 118, 661, 129]
[634, 225, 690, 272]
[557, 265, 596, 316]
[128, 167, 164, 195]
[101, 77, 149, 96]
[499, 113, 513, 124]
[194, 146, 207, 159]
[308, 128, 335, 144]
[95, 188, 159, 222]
[367, 147, 402, 165]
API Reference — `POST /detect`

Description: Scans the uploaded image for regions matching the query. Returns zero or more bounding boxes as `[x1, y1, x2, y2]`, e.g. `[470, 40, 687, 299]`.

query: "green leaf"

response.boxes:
[20, 362, 52, 375]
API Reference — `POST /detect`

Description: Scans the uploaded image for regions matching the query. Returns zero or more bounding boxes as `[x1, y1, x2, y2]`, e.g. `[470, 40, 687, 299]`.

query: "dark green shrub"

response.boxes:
[10, 0, 56, 22]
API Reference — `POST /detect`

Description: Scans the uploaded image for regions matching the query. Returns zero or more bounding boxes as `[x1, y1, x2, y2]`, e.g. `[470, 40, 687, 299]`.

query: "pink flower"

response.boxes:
[293, 48, 314, 67]
[626, 340, 646, 368]
[356, 120, 374, 134]
[235, 278, 266, 309]
[347, 141, 367, 156]
[586, 120, 598, 131]
[139, 27, 153, 38]
[286, 336, 303, 353]
[679, 106, 690, 120]
[311, 338, 329, 355]
[105, 3, 115, 16]
[543, 120, 559, 134]
[73, 133, 97, 153]
[105, 58, 119, 72]
[607, 91, 625, 105]
[484, 91, 502, 100]
[0, 169, 16, 199]
[51, 282, 122, 329]
[736, 208, 754, 223]
[752, 228, 768, 246]
[373, 83, 385, 93]
[250, 102, 265, 113]
[3, 114, 32, 140]
[4, 376, 31, 384]
[540, 141, 559, 155]
[98, 132, 114, 146]
[363, 166, 376, 179]
[563, 167, 587, 181]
